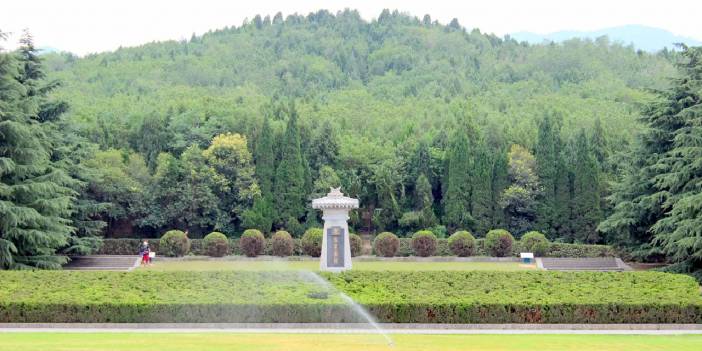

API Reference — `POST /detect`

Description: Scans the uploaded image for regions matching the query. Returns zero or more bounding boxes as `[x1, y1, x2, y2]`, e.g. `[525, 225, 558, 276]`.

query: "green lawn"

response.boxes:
[1, 333, 700, 351]
[142, 260, 535, 271]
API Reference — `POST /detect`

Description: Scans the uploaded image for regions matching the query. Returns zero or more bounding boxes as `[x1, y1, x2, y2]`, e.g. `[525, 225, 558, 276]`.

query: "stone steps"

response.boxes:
[63, 255, 140, 271]
[539, 257, 629, 271]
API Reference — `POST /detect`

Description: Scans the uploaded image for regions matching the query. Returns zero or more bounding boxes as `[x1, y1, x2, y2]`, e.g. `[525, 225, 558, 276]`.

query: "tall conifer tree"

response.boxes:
[273, 101, 307, 224]
[570, 130, 602, 243]
[442, 120, 475, 230]
[0, 35, 75, 269]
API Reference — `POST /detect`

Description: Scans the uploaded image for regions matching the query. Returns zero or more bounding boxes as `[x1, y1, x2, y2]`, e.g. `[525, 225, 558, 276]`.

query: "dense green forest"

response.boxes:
[0, 10, 700, 275]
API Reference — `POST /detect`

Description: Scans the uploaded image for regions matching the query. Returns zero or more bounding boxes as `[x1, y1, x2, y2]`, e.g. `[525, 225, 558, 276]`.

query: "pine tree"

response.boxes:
[648, 47, 702, 278]
[16, 32, 105, 255]
[0, 41, 74, 269]
[570, 130, 602, 243]
[273, 101, 307, 224]
[598, 48, 701, 260]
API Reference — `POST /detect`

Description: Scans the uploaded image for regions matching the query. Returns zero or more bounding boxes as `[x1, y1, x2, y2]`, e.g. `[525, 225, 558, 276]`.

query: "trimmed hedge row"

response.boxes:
[0, 271, 361, 323]
[1, 270, 699, 323]
[325, 271, 702, 324]
[98, 238, 615, 258]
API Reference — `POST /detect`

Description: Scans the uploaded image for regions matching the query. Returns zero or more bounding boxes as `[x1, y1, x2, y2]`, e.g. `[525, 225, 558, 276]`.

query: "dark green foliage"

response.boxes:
[240, 229, 265, 257]
[411, 230, 437, 257]
[202, 232, 229, 257]
[373, 232, 400, 257]
[273, 102, 308, 225]
[285, 216, 305, 238]
[349, 233, 362, 257]
[241, 195, 274, 233]
[448, 230, 476, 256]
[520, 231, 550, 256]
[485, 229, 515, 257]
[159, 230, 190, 257]
[270, 230, 294, 256]
[301, 228, 322, 257]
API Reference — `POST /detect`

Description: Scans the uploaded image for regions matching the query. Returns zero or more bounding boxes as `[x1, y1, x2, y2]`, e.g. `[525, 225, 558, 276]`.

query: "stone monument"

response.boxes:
[312, 187, 359, 272]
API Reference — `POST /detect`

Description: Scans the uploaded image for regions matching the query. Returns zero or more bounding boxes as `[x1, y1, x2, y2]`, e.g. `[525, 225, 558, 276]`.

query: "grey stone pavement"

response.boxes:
[1, 323, 701, 334]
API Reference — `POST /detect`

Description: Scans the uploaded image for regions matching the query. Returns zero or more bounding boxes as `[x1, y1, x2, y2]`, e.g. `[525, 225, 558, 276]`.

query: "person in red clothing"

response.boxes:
[139, 240, 150, 265]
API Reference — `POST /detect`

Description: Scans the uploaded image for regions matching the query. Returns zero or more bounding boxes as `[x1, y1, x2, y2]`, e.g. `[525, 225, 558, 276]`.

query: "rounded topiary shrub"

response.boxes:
[485, 229, 515, 257]
[240, 229, 265, 257]
[160, 230, 190, 257]
[373, 232, 400, 257]
[411, 230, 437, 257]
[203, 231, 230, 257]
[301, 228, 323, 257]
[349, 233, 362, 257]
[448, 230, 476, 257]
[271, 230, 294, 257]
[521, 231, 550, 256]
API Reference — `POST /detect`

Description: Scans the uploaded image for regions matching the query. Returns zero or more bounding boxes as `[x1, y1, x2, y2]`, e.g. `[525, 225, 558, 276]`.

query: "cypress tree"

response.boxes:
[415, 174, 437, 228]
[0, 38, 74, 269]
[489, 148, 509, 229]
[471, 139, 493, 235]
[254, 115, 275, 196]
[273, 101, 307, 224]
[442, 120, 475, 230]
[570, 130, 602, 243]
[535, 115, 559, 237]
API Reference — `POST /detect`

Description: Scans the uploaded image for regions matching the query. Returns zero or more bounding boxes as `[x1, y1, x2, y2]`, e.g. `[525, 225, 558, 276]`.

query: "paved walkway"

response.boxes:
[2, 323, 701, 334]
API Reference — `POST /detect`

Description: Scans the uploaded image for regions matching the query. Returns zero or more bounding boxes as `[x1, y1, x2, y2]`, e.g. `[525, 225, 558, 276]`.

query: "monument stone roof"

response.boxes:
[312, 187, 359, 209]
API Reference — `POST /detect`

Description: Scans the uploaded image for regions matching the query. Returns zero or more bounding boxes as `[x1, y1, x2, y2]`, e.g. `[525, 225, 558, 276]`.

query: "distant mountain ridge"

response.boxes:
[511, 25, 701, 52]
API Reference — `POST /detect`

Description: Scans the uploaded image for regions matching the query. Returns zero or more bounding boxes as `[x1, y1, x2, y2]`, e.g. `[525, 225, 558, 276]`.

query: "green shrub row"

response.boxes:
[1, 270, 699, 323]
[390, 239, 614, 258]
[98, 237, 614, 258]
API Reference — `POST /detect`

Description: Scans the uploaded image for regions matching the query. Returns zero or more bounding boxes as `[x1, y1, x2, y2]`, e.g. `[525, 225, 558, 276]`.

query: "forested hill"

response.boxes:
[45, 9, 674, 151]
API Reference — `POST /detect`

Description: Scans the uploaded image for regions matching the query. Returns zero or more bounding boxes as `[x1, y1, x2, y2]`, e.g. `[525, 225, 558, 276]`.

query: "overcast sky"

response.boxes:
[1, 0, 700, 55]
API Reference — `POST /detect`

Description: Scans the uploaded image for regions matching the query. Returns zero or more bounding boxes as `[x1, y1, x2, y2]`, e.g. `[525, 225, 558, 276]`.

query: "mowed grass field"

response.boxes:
[1, 333, 700, 351]
[141, 260, 535, 271]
